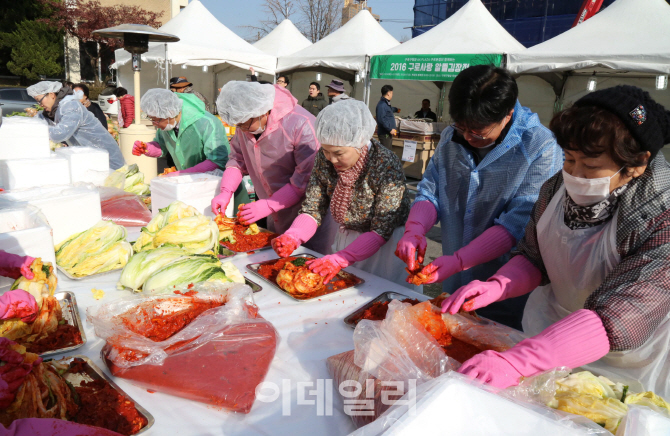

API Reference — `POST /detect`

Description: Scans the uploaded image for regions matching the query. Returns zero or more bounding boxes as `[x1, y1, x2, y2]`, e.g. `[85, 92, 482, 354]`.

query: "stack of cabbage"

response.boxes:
[119, 246, 244, 292]
[104, 163, 150, 195]
[55, 221, 132, 277]
[133, 201, 219, 255]
[547, 371, 670, 432]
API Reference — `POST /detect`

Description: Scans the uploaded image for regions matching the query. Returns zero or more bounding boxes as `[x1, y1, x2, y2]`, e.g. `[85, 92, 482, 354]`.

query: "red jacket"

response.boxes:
[119, 95, 135, 128]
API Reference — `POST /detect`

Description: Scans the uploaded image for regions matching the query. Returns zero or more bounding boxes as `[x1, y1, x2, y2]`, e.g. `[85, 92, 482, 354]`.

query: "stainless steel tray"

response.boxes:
[54, 355, 154, 435]
[246, 253, 364, 302]
[219, 226, 277, 255]
[343, 291, 429, 328]
[37, 291, 87, 357]
[57, 264, 123, 280]
[244, 276, 262, 293]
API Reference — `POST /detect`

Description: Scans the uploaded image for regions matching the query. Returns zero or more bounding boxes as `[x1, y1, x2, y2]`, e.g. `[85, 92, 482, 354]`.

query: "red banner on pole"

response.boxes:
[572, 0, 605, 27]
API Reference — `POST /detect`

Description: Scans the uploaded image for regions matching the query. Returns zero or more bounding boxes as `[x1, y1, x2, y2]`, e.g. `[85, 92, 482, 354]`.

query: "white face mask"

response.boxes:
[162, 117, 176, 131]
[250, 116, 265, 135]
[562, 167, 624, 206]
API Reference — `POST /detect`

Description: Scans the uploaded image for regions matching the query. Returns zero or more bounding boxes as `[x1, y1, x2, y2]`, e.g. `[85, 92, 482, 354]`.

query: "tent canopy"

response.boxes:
[508, 0, 670, 75]
[276, 10, 399, 74]
[379, 0, 525, 56]
[113, 0, 276, 74]
[253, 20, 312, 58]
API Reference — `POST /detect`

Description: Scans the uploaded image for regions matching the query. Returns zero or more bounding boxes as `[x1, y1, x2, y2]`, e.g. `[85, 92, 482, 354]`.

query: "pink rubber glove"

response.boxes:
[133, 140, 162, 157]
[176, 159, 220, 175]
[0, 290, 38, 322]
[395, 201, 437, 272]
[211, 167, 243, 215]
[414, 225, 516, 284]
[307, 232, 386, 283]
[441, 254, 542, 314]
[238, 183, 302, 225]
[0, 251, 35, 280]
[272, 214, 318, 257]
[458, 309, 610, 389]
[2, 418, 124, 436]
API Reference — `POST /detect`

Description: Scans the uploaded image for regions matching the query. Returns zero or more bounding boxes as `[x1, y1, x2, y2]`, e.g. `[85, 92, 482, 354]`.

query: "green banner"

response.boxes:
[370, 54, 503, 81]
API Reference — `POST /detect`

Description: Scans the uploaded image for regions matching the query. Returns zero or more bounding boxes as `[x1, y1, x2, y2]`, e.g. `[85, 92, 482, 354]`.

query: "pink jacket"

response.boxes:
[119, 95, 135, 128]
[226, 85, 319, 234]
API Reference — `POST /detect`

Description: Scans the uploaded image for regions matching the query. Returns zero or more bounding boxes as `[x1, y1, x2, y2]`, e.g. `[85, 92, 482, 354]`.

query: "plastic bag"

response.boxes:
[88, 282, 279, 413]
[100, 187, 152, 227]
[441, 311, 527, 352]
[350, 372, 612, 436]
[616, 405, 670, 436]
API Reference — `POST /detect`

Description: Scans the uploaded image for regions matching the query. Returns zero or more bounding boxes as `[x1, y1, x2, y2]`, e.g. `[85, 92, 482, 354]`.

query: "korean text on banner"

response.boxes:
[370, 54, 503, 81]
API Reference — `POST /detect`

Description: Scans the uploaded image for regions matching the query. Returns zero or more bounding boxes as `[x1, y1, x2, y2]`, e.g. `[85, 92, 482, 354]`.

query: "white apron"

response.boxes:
[522, 186, 670, 396]
[332, 226, 423, 293]
[303, 208, 337, 256]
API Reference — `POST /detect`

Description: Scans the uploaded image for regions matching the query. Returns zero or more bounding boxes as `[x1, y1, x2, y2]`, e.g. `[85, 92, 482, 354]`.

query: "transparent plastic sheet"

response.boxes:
[441, 311, 527, 352]
[327, 300, 459, 428]
[350, 372, 612, 436]
[99, 187, 152, 227]
[88, 283, 279, 413]
[616, 405, 670, 436]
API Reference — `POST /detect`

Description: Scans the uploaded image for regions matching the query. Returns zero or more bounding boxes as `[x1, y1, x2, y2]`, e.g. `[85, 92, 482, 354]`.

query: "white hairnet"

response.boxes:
[26, 81, 62, 98]
[141, 88, 183, 119]
[216, 81, 275, 125]
[315, 99, 376, 149]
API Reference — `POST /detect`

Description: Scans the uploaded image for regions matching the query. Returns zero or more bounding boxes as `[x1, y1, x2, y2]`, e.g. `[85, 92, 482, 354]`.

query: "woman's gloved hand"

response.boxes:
[0, 251, 35, 280]
[237, 200, 273, 225]
[272, 234, 301, 258]
[307, 254, 349, 284]
[132, 140, 162, 157]
[0, 290, 39, 322]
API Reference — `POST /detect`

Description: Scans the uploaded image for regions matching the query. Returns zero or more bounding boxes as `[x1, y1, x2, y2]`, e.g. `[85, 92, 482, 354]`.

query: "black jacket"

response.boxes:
[301, 93, 327, 117]
[375, 97, 398, 136]
[86, 101, 107, 129]
[414, 109, 437, 122]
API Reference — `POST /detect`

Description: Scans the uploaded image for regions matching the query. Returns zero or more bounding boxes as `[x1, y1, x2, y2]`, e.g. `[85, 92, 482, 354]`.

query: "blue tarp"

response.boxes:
[412, 0, 618, 46]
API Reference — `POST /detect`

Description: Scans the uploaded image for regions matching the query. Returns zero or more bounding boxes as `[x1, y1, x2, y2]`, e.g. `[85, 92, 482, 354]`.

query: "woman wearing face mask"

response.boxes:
[212, 81, 335, 253]
[272, 100, 416, 290]
[26, 81, 125, 169]
[442, 86, 670, 396]
[132, 89, 229, 175]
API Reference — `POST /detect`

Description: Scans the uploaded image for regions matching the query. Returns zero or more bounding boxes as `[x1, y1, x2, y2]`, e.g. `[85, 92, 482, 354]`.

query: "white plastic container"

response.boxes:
[0, 116, 50, 160]
[0, 184, 102, 245]
[151, 172, 230, 218]
[55, 146, 110, 185]
[0, 205, 57, 289]
[0, 156, 71, 190]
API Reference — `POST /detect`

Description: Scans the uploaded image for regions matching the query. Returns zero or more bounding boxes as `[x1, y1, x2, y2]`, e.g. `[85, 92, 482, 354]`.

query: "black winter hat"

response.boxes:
[575, 85, 670, 160]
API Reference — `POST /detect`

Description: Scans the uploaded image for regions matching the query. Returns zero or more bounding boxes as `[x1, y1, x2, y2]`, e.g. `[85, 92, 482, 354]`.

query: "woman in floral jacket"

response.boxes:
[272, 99, 416, 290]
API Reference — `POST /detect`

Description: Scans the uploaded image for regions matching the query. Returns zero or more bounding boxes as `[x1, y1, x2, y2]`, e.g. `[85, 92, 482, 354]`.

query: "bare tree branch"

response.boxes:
[242, 0, 298, 41]
[295, 0, 342, 43]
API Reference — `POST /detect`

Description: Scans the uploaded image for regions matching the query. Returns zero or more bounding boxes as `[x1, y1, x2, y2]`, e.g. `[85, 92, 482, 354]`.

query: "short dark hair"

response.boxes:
[381, 85, 393, 96]
[550, 105, 648, 175]
[422, 99, 430, 104]
[277, 75, 289, 85]
[114, 87, 128, 97]
[309, 82, 320, 91]
[448, 65, 518, 128]
[73, 83, 89, 97]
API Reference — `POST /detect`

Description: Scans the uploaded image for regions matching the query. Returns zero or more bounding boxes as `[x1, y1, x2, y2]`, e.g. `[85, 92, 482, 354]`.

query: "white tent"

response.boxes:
[507, 0, 670, 75]
[114, 0, 276, 73]
[276, 10, 399, 75]
[379, 0, 524, 57]
[253, 20, 312, 58]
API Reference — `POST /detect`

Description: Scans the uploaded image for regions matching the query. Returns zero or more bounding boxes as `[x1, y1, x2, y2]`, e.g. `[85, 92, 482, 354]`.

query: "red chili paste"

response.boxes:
[25, 323, 83, 354]
[221, 224, 278, 252]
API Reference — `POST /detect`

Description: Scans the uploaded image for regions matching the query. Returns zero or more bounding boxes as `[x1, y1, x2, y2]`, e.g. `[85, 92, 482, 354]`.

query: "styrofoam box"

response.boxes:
[55, 146, 110, 185]
[384, 377, 598, 436]
[0, 156, 71, 190]
[0, 185, 102, 245]
[0, 206, 57, 289]
[0, 116, 50, 160]
[151, 173, 227, 218]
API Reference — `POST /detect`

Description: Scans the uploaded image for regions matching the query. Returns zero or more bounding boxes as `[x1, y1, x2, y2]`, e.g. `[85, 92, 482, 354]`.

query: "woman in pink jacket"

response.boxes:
[212, 81, 334, 253]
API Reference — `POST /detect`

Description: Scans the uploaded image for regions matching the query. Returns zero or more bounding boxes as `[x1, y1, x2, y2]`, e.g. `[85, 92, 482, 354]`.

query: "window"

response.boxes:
[0, 90, 26, 101]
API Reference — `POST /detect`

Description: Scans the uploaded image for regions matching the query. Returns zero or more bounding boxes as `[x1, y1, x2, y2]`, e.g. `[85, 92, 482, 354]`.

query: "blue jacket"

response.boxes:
[375, 97, 397, 136]
[416, 101, 563, 294]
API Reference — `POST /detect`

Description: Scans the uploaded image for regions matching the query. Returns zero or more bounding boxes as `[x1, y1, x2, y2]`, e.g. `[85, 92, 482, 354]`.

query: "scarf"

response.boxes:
[44, 86, 74, 121]
[563, 183, 629, 230]
[331, 144, 370, 225]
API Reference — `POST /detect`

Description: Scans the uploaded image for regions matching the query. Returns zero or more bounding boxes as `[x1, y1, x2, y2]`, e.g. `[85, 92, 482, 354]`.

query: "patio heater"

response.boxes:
[93, 24, 179, 181]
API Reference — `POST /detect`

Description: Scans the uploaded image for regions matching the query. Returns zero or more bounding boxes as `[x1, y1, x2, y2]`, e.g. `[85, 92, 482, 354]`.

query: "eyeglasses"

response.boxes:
[236, 118, 256, 130]
[450, 115, 509, 141]
[276, 80, 286, 84]
[36, 94, 49, 106]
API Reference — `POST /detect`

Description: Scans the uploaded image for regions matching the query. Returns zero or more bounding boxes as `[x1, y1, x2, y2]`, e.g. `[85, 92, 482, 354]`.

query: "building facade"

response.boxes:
[342, 0, 380, 25]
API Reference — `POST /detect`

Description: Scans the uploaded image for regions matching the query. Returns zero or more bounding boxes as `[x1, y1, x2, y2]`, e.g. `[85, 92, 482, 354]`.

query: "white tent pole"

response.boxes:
[165, 44, 169, 89]
[364, 55, 372, 106]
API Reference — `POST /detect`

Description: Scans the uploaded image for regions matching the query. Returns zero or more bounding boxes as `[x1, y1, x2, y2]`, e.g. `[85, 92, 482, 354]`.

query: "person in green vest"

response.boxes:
[133, 88, 249, 204]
